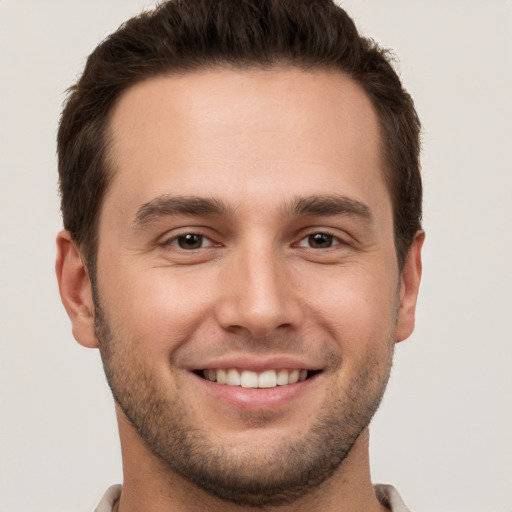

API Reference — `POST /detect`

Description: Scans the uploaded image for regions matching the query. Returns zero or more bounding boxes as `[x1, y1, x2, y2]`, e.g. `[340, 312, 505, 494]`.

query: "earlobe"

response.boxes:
[396, 230, 425, 343]
[55, 230, 99, 348]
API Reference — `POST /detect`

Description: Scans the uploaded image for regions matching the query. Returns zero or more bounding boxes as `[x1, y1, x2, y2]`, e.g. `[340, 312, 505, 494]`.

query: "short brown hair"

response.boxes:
[58, 0, 422, 273]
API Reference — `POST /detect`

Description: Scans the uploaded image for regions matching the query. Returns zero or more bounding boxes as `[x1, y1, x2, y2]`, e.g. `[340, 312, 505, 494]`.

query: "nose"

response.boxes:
[215, 244, 303, 338]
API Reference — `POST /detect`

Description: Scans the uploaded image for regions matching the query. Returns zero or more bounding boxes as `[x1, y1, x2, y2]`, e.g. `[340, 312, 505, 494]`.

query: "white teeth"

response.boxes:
[216, 369, 227, 384]
[203, 368, 312, 388]
[276, 369, 289, 385]
[226, 368, 241, 386]
[241, 370, 259, 388]
[258, 370, 277, 388]
[288, 369, 300, 384]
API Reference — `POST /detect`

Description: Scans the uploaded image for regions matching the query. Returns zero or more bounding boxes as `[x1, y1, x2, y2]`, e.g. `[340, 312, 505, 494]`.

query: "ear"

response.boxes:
[55, 230, 99, 348]
[396, 230, 425, 343]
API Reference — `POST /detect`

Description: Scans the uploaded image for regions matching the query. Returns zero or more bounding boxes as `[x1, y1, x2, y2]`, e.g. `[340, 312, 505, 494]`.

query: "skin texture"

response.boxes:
[56, 68, 423, 512]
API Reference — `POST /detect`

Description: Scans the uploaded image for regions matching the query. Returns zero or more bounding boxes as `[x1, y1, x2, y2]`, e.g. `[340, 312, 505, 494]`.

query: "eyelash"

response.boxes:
[295, 232, 343, 249]
[164, 233, 218, 250]
[162, 231, 344, 251]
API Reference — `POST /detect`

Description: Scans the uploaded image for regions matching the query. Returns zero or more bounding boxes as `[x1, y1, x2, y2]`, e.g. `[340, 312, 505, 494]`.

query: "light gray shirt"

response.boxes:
[95, 483, 411, 511]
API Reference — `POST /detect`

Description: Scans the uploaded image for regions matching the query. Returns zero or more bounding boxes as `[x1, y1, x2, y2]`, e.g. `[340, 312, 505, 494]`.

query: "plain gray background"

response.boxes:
[1, 1, 511, 511]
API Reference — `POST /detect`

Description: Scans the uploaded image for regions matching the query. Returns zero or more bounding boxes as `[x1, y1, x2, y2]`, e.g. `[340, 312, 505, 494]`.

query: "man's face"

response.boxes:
[90, 68, 419, 505]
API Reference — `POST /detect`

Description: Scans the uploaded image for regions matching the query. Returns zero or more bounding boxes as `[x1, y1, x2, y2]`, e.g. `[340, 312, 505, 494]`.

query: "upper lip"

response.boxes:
[188, 355, 323, 373]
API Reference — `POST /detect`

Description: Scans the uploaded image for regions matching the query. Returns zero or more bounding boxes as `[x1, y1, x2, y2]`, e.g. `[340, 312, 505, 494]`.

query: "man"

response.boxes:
[55, 0, 423, 510]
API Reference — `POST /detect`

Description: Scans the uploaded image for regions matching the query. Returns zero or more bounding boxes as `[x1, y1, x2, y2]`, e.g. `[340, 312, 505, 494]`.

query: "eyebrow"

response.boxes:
[133, 195, 233, 227]
[283, 194, 374, 223]
[132, 193, 373, 227]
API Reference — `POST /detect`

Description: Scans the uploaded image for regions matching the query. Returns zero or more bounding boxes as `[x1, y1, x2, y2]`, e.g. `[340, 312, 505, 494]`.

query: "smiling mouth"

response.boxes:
[195, 368, 320, 389]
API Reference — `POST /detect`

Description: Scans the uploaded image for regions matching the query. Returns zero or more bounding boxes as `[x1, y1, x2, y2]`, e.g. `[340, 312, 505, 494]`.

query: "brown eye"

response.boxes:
[167, 233, 213, 250]
[180, 234, 203, 249]
[305, 233, 335, 249]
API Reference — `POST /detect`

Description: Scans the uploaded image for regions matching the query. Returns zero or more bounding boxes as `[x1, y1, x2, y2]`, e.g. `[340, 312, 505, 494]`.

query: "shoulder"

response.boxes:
[94, 484, 122, 512]
[374, 484, 412, 512]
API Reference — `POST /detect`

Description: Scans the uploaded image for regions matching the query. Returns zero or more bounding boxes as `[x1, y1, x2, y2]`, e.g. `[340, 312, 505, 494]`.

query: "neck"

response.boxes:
[115, 411, 386, 512]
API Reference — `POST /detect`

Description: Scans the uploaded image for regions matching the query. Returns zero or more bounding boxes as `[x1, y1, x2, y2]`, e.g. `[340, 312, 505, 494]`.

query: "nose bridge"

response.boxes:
[216, 237, 300, 336]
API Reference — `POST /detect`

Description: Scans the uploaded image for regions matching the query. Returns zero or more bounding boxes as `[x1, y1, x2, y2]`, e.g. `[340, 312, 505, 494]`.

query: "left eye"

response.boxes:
[297, 233, 340, 249]
[167, 234, 215, 250]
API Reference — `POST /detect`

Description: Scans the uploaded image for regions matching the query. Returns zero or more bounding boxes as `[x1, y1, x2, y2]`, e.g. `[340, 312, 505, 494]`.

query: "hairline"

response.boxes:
[82, 63, 404, 276]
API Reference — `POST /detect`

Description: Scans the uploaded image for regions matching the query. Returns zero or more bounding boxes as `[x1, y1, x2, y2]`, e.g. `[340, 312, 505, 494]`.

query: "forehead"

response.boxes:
[104, 67, 388, 217]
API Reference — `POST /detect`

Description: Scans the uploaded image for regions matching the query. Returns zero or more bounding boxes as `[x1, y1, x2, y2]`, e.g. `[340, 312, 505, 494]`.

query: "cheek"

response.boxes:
[98, 263, 217, 353]
[302, 264, 398, 351]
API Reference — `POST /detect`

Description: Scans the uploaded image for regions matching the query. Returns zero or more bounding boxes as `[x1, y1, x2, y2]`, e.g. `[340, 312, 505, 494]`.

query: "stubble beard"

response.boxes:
[93, 292, 395, 507]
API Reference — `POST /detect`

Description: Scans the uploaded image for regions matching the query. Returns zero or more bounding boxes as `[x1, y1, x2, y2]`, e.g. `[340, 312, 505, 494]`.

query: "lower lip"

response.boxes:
[192, 372, 320, 412]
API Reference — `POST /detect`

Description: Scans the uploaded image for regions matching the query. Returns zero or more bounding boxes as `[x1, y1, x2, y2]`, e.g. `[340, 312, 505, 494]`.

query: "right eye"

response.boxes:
[296, 232, 341, 249]
[165, 233, 216, 250]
